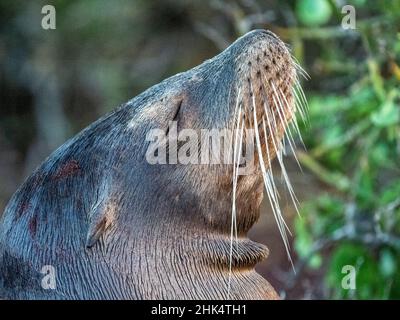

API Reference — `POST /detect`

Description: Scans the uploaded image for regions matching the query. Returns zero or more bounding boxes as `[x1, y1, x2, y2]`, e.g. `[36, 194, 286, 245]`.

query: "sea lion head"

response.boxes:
[125, 29, 303, 236]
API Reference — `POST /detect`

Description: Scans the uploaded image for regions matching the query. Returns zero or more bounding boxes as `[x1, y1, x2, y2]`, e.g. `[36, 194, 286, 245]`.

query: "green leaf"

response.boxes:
[371, 99, 400, 127]
[379, 249, 396, 278]
[309, 254, 323, 269]
[296, 0, 332, 27]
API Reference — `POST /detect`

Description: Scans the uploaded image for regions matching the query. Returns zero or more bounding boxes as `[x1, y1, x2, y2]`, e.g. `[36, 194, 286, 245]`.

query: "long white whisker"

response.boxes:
[250, 80, 293, 264]
[271, 84, 295, 145]
[292, 86, 307, 125]
[270, 86, 294, 159]
[261, 114, 292, 234]
[291, 55, 310, 80]
[279, 86, 307, 151]
[228, 87, 242, 162]
[295, 79, 309, 116]
[274, 86, 302, 170]
[276, 143, 300, 214]
[268, 83, 301, 219]
[258, 80, 282, 203]
[228, 102, 244, 298]
[291, 116, 307, 150]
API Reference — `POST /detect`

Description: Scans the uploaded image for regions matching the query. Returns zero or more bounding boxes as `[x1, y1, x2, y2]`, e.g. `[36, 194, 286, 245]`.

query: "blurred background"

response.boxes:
[0, 0, 399, 299]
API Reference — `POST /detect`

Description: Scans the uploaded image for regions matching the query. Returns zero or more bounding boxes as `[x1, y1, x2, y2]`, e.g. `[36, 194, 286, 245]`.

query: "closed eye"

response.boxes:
[165, 99, 183, 136]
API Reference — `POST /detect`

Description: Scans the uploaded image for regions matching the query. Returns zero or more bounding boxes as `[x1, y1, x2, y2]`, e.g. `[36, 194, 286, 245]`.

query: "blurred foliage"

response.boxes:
[1, 0, 399, 299]
[292, 0, 400, 299]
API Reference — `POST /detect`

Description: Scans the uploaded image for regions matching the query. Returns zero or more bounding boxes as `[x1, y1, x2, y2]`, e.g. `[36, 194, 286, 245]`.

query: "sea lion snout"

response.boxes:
[222, 29, 298, 174]
[232, 29, 296, 124]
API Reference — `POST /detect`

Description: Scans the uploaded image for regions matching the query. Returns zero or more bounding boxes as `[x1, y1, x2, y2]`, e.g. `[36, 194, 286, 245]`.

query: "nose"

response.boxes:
[229, 29, 285, 62]
[243, 29, 280, 42]
[263, 30, 279, 41]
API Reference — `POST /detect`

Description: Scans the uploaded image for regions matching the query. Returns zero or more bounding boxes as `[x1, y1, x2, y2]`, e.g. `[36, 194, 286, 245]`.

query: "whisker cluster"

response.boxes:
[227, 57, 308, 296]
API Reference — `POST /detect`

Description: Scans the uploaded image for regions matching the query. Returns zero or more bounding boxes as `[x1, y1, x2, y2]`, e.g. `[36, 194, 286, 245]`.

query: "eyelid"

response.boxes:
[165, 99, 183, 136]
[172, 99, 183, 122]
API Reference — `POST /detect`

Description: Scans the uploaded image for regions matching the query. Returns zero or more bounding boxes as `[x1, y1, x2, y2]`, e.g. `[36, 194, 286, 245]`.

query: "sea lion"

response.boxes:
[0, 29, 306, 299]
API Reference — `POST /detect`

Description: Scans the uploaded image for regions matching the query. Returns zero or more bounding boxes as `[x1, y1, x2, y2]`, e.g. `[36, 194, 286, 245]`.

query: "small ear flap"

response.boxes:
[86, 215, 107, 248]
[86, 200, 115, 248]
